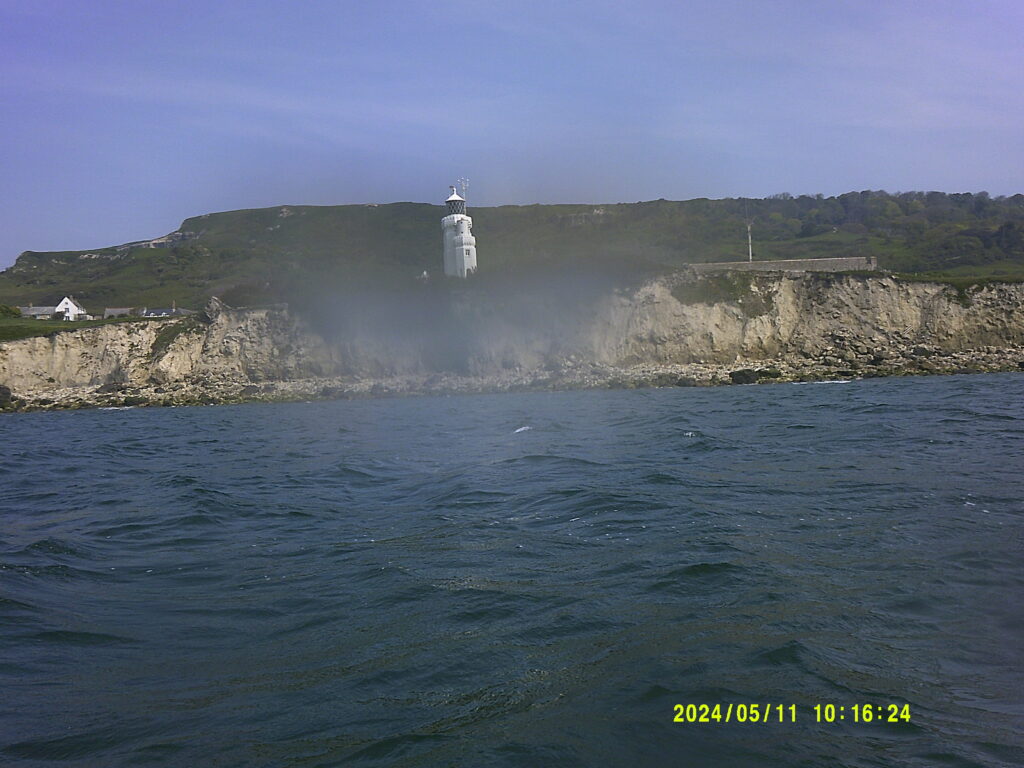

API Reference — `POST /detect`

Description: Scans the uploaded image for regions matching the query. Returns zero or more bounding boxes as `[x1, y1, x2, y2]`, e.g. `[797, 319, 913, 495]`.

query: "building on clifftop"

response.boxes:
[441, 186, 477, 278]
[17, 296, 89, 320]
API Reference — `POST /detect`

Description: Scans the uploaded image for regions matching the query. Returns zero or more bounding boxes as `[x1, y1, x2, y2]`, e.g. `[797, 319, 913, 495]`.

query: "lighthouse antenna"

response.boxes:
[458, 177, 469, 199]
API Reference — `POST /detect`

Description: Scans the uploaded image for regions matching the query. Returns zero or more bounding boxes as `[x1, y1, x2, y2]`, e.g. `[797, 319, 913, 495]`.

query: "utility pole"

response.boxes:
[744, 200, 753, 262]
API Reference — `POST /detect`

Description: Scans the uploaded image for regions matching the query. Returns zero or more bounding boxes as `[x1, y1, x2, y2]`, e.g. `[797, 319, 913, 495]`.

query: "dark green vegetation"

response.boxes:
[1, 191, 1022, 316]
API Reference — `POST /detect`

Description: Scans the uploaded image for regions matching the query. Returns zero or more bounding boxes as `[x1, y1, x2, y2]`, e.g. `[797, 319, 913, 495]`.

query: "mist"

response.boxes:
[302, 260, 643, 378]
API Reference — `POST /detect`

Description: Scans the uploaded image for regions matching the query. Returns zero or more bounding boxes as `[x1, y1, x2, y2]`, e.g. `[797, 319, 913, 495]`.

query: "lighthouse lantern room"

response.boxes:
[442, 185, 477, 278]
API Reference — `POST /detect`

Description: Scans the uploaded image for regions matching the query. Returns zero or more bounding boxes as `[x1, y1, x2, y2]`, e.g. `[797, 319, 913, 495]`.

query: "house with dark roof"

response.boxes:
[103, 307, 136, 318]
[18, 305, 58, 320]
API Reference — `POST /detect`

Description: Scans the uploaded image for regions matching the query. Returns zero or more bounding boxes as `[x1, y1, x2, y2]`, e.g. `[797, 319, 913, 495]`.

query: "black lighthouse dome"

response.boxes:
[445, 186, 466, 215]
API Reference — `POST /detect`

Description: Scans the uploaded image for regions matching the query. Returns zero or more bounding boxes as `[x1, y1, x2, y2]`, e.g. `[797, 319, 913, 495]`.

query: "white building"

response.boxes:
[441, 186, 477, 278]
[18, 296, 89, 320]
[55, 296, 88, 320]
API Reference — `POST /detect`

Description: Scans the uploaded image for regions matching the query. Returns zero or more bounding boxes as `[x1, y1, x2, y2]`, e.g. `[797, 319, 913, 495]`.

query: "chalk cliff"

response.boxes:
[588, 272, 1024, 365]
[0, 300, 338, 400]
[1, 273, 1022, 410]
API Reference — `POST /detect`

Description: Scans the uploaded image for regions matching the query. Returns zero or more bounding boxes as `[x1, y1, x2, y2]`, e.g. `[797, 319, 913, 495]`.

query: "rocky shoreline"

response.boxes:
[4, 343, 1022, 413]
[4, 272, 1024, 413]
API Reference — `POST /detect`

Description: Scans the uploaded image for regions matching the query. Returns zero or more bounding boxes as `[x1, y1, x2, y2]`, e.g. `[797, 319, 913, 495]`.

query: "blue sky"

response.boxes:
[1, 0, 1022, 266]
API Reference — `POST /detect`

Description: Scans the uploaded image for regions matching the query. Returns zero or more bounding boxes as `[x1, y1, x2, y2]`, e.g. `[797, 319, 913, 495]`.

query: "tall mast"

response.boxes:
[744, 200, 753, 262]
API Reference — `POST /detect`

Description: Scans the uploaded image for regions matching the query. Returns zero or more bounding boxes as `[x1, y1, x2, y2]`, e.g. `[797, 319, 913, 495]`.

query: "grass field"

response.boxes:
[898, 260, 1024, 283]
[0, 316, 150, 343]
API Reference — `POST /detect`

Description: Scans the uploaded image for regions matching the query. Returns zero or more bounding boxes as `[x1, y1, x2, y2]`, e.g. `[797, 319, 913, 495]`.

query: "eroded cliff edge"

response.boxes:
[2, 272, 1022, 411]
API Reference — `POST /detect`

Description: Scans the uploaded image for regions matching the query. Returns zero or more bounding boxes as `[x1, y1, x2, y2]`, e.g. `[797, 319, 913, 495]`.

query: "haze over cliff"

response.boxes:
[2, 271, 1022, 411]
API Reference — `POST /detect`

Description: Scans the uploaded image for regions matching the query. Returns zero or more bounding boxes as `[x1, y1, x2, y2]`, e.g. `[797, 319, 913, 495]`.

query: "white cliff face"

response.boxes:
[581, 274, 1024, 367]
[0, 322, 163, 390]
[151, 306, 339, 383]
[1, 274, 1022, 402]
[0, 304, 340, 395]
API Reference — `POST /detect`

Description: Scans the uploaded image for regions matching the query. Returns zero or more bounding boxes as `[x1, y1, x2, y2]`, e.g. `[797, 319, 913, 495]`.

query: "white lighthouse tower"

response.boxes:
[442, 185, 477, 278]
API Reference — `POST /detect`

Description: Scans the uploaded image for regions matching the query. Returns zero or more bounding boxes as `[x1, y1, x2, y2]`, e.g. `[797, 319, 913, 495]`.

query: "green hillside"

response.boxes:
[2, 191, 1023, 313]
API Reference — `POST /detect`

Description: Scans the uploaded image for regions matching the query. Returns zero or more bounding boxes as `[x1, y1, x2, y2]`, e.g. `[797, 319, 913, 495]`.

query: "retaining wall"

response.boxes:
[690, 256, 877, 273]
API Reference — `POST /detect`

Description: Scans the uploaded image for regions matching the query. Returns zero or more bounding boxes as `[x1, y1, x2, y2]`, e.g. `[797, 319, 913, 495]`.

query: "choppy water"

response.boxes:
[1, 374, 1022, 767]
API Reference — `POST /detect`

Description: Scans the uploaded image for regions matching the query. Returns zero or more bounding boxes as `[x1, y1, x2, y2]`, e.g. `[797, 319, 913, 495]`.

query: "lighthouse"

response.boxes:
[442, 185, 477, 278]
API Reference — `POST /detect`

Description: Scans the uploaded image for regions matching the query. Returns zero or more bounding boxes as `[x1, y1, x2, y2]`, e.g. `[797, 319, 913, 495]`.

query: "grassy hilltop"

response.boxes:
[2, 191, 1023, 312]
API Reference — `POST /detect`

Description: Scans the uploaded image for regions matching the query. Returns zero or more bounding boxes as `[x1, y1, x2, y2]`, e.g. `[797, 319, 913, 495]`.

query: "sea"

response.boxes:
[1, 373, 1022, 767]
